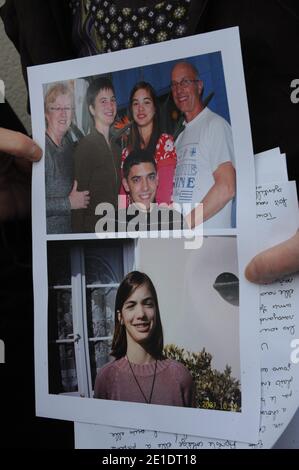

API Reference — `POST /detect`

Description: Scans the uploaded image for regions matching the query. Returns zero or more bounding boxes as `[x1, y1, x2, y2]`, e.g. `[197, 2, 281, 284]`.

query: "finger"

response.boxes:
[72, 180, 78, 191]
[0, 128, 42, 161]
[245, 231, 299, 284]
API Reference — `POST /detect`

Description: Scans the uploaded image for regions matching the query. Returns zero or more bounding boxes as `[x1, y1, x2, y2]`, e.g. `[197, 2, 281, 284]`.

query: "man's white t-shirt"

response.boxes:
[173, 107, 235, 228]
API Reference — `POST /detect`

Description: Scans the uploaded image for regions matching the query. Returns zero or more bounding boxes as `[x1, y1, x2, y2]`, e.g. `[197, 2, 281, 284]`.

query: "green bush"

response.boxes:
[164, 344, 241, 412]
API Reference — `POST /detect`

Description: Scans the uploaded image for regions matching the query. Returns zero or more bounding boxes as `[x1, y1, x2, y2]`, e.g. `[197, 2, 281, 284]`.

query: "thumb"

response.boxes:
[72, 180, 78, 191]
[245, 231, 299, 284]
[0, 128, 42, 161]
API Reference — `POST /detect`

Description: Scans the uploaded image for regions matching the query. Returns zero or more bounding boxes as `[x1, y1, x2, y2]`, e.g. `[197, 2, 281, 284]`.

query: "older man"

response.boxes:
[171, 61, 236, 228]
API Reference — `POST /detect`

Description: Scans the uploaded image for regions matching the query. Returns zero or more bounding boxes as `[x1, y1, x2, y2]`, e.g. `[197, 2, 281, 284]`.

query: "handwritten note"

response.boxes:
[253, 273, 299, 449]
[75, 157, 299, 449]
[256, 181, 298, 251]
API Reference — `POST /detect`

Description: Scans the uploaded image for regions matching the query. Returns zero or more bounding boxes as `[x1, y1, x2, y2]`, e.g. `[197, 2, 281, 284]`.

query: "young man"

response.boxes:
[124, 150, 187, 232]
[171, 61, 236, 229]
[122, 150, 158, 213]
[95, 150, 185, 233]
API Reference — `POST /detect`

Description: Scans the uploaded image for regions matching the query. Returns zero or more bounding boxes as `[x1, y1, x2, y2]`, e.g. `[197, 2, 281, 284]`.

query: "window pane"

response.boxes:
[84, 241, 124, 285]
[89, 339, 113, 388]
[84, 241, 125, 389]
[48, 269, 78, 393]
[56, 290, 73, 339]
[87, 287, 116, 338]
[47, 243, 71, 285]
[59, 344, 78, 393]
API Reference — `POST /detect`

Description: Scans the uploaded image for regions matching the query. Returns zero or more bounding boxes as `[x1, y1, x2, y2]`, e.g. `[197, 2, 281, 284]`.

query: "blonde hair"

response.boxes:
[44, 82, 74, 113]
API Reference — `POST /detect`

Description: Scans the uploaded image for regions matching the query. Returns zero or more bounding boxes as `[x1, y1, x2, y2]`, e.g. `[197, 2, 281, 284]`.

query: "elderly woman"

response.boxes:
[45, 82, 89, 234]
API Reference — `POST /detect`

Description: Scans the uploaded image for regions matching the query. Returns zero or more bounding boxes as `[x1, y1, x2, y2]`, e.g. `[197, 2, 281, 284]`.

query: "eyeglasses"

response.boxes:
[48, 106, 73, 113]
[170, 79, 199, 90]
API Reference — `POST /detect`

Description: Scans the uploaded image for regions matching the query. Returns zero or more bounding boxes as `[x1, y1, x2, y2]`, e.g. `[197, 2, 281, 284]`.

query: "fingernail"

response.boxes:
[30, 144, 42, 161]
[245, 262, 261, 283]
[245, 263, 273, 285]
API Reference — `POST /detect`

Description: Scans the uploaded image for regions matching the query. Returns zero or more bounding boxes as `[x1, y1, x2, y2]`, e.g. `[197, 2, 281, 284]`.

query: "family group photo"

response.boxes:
[44, 52, 236, 235]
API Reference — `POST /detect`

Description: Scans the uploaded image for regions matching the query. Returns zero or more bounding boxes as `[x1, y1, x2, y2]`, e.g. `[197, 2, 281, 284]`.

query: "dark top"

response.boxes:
[72, 127, 121, 233]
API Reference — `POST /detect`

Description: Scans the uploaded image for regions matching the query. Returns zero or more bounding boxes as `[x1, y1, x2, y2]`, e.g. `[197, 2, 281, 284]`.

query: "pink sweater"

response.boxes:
[94, 357, 194, 407]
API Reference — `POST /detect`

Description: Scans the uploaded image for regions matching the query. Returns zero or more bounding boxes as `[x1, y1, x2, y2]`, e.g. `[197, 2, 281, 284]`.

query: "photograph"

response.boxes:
[28, 27, 257, 241]
[44, 236, 245, 439]
[47, 238, 240, 413]
[2, 0, 299, 454]
[30, 29, 260, 442]
[43, 51, 235, 236]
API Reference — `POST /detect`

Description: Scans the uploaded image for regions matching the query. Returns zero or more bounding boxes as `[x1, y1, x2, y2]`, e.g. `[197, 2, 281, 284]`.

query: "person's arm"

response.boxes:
[245, 230, 299, 284]
[0, 128, 42, 220]
[185, 161, 236, 228]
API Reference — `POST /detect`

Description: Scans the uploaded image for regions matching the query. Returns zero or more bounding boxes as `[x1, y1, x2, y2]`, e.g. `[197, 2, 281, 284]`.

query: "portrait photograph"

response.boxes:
[47, 237, 240, 411]
[35, 234, 260, 442]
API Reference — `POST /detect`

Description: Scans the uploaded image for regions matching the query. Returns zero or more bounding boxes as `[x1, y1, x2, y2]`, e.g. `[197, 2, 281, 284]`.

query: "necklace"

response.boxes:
[126, 356, 158, 404]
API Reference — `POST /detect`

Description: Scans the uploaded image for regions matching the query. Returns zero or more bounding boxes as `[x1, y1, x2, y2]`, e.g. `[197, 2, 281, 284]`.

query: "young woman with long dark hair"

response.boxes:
[94, 271, 194, 407]
[120, 82, 177, 206]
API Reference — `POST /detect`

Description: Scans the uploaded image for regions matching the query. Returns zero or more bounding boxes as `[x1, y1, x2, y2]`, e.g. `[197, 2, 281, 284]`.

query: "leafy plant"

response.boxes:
[164, 344, 241, 412]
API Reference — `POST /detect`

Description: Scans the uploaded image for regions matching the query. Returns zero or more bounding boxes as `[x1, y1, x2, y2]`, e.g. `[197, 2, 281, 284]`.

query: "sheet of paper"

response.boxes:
[74, 150, 299, 449]
[255, 149, 288, 184]
[29, 27, 261, 442]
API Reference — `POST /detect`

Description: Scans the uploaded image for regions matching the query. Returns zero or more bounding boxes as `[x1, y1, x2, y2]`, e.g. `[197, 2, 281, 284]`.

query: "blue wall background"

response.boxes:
[110, 51, 236, 227]
[111, 51, 231, 124]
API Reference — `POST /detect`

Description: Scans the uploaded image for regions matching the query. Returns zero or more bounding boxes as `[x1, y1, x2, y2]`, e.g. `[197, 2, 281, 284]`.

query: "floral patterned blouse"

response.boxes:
[69, 0, 192, 56]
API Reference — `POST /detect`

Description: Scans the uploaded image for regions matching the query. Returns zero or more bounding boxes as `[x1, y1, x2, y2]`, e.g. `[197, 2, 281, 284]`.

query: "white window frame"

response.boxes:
[51, 240, 135, 397]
